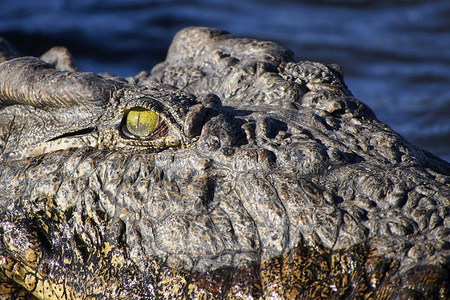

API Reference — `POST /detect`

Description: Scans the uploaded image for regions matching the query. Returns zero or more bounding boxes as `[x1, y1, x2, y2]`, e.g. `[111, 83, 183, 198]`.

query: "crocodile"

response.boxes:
[0, 27, 449, 299]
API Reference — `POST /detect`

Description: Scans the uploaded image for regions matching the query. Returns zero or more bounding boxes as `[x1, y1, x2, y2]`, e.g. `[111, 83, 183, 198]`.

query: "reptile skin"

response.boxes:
[0, 27, 449, 299]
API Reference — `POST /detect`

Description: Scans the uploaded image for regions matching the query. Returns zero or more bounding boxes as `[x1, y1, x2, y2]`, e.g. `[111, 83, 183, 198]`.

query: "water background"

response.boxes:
[1, 0, 449, 161]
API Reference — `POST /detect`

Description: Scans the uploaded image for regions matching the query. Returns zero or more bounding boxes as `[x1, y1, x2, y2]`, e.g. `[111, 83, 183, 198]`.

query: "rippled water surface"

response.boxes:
[1, 0, 449, 161]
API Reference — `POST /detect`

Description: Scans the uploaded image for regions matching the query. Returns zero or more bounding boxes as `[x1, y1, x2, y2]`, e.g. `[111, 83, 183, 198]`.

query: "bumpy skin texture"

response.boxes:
[0, 27, 449, 299]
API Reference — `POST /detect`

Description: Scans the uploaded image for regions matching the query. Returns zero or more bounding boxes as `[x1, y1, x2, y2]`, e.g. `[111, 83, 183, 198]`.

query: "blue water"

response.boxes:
[1, 0, 449, 161]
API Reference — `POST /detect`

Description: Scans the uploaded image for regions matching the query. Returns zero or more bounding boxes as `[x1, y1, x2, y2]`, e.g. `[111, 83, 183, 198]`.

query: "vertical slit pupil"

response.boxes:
[126, 107, 160, 137]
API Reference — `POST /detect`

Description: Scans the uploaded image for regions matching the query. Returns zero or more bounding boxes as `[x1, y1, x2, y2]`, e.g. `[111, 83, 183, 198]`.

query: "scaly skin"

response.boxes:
[0, 27, 449, 299]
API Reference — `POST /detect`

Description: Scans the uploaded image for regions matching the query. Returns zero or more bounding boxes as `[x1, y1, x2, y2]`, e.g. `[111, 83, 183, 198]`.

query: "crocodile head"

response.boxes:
[0, 27, 449, 299]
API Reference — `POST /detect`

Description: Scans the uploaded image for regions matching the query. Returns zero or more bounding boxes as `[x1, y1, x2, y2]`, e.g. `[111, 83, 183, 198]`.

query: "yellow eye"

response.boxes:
[125, 107, 160, 137]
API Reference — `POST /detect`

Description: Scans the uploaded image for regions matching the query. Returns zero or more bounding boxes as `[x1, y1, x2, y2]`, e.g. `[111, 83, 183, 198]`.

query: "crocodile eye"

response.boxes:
[125, 107, 160, 137]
